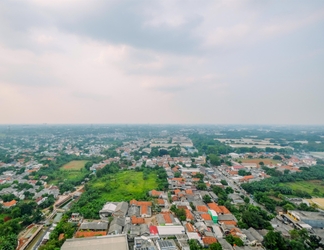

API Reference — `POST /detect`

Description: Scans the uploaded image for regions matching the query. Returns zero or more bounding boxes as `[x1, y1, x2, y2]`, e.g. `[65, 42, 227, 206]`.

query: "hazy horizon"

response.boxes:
[1, 1, 324, 125]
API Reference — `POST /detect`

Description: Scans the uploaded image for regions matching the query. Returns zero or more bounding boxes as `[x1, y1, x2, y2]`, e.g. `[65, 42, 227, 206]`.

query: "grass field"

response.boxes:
[308, 198, 324, 209]
[92, 170, 159, 201]
[241, 158, 279, 166]
[49, 160, 89, 184]
[279, 180, 324, 197]
[61, 160, 88, 170]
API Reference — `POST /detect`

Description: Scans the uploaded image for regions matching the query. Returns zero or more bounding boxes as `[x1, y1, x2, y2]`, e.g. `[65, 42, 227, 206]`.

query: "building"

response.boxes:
[208, 210, 218, 223]
[61, 234, 128, 250]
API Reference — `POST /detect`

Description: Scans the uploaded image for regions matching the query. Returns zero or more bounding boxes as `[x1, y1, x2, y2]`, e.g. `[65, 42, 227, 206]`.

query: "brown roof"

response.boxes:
[219, 206, 231, 214]
[185, 209, 194, 220]
[151, 190, 162, 197]
[141, 205, 148, 215]
[220, 220, 237, 226]
[75, 231, 107, 238]
[196, 205, 208, 212]
[186, 189, 193, 195]
[157, 199, 165, 205]
[3, 200, 17, 208]
[162, 213, 173, 224]
[207, 203, 222, 214]
[202, 237, 217, 245]
[131, 216, 145, 224]
[201, 213, 212, 221]
[186, 223, 195, 232]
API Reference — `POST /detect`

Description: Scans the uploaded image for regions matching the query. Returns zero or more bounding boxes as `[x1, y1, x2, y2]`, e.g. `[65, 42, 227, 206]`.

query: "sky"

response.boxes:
[0, 0, 324, 125]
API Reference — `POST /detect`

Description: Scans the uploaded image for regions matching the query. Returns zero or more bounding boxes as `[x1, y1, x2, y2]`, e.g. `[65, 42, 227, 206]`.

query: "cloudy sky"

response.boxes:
[1, 0, 324, 124]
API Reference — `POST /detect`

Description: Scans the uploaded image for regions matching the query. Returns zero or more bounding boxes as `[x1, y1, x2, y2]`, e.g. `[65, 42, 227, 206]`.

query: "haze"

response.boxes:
[1, 0, 324, 125]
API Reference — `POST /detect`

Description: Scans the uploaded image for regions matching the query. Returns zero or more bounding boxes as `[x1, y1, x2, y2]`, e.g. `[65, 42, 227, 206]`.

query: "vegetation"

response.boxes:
[68, 164, 167, 219]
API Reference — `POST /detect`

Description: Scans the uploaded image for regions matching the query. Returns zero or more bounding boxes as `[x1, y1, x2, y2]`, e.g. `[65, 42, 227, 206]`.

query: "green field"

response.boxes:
[49, 160, 89, 184]
[279, 180, 324, 197]
[92, 170, 158, 201]
[60, 160, 88, 171]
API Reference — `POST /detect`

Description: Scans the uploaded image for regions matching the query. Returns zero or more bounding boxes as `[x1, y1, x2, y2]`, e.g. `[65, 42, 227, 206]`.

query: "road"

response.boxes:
[210, 165, 267, 211]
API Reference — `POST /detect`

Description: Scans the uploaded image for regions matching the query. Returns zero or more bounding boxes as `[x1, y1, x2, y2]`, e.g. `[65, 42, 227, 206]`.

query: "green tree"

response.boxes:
[209, 242, 222, 250]
[203, 194, 211, 203]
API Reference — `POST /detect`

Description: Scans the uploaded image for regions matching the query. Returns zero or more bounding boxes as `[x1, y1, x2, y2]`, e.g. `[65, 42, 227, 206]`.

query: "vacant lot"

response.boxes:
[308, 198, 324, 209]
[92, 170, 158, 201]
[241, 158, 279, 167]
[61, 160, 88, 171]
[279, 180, 324, 197]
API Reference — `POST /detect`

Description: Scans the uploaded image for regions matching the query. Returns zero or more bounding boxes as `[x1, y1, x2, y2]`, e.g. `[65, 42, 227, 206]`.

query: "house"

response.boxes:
[113, 202, 129, 217]
[76, 221, 108, 238]
[202, 236, 217, 246]
[108, 217, 125, 235]
[3, 199, 17, 208]
[99, 202, 117, 219]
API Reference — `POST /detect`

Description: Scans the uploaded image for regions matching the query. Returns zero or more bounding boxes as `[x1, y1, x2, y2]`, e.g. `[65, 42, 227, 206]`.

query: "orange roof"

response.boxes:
[151, 190, 162, 197]
[130, 199, 138, 205]
[138, 201, 152, 206]
[201, 213, 212, 221]
[141, 205, 148, 215]
[219, 206, 231, 214]
[196, 205, 208, 212]
[58, 233, 65, 241]
[192, 178, 200, 182]
[202, 236, 217, 245]
[131, 216, 145, 224]
[3, 200, 17, 207]
[163, 213, 173, 224]
[75, 231, 107, 238]
[230, 228, 242, 236]
[220, 220, 237, 226]
[185, 209, 194, 220]
[207, 203, 222, 214]
[174, 189, 181, 194]
[229, 171, 238, 175]
[172, 178, 185, 182]
[186, 223, 195, 232]
[172, 196, 179, 201]
[157, 199, 165, 205]
[186, 189, 193, 195]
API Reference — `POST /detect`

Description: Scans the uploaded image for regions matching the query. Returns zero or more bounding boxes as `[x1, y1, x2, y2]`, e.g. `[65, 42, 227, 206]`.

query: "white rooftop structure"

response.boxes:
[157, 226, 185, 236]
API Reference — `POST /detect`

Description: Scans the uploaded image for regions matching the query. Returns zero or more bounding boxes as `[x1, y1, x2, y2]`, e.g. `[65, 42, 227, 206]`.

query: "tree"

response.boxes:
[273, 155, 282, 161]
[189, 239, 202, 250]
[244, 197, 250, 204]
[209, 154, 221, 166]
[209, 242, 222, 250]
[203, 194, 211, 203]
[220, 180, 228, 186]
[259, 161, 264, 166]
[225, 235, 243, 246]
[263, 231, 287, 250]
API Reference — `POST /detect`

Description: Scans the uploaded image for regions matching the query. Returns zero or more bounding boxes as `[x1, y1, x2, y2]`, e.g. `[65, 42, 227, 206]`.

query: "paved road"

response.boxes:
[210, 165, 267, 211]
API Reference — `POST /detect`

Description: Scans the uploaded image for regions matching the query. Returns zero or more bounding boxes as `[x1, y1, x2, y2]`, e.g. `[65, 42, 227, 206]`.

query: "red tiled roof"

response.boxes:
[162, 213, 173, 224]
[141, 205, 148, 215]
[151, 190, 162, 197]
[185, 223, 195, 232]
[157, 199, 165, 205]
[3, 200, 17, 208]
[75, 231, 106, 238]
[220, 220, 237, 226]
[202, 237, 217, 245]
[196, 205, 208, 212]
[201, 213, 212, 221]
[186, 189, 193, 195]
[174, 189, 181, 194]
[138, 201, 152, 206]
[207, 203, 222, 214]
[150, 225, 158, 235]
[219, 206, 231, 214]
[131, 216, 145, 224]
[185, 209, 194, 220]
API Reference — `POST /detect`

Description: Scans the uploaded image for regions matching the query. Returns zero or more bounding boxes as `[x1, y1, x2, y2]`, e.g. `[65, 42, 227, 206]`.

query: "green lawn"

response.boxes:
[49, 160, 89, 184]
[60, 160, 88, 171]
[279, 180, 324, 197]
[92, 170, 159, 201]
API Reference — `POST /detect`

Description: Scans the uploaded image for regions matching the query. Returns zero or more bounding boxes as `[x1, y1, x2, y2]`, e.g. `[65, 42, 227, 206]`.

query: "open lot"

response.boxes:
[60, 160, 88, 171]
[241, 158, 279, 166]
[308, 198, 324, 209]
[279, 180, 324, 197]
[92, 170, 158, 201]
